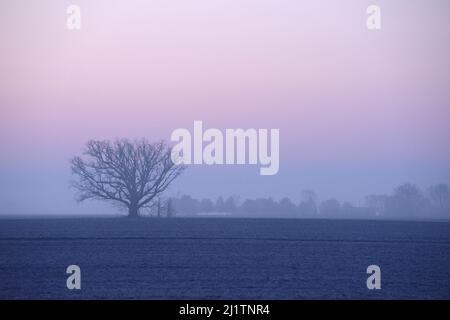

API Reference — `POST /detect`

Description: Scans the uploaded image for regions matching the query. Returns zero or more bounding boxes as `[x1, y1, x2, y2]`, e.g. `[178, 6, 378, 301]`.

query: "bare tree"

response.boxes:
[166, 198, 175, 218]
[70, 139, 185, 217]
[388, 183, 427, 217]
[299, 189, 318, 216]
[428, 184, 450, 208]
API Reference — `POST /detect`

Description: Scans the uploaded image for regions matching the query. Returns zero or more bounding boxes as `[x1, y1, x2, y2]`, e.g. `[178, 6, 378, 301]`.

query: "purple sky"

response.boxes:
[0, 0, 449, 215]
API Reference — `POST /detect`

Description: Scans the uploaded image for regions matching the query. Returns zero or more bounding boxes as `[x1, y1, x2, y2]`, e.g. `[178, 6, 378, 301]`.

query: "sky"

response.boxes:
[0, 0, 449, 215]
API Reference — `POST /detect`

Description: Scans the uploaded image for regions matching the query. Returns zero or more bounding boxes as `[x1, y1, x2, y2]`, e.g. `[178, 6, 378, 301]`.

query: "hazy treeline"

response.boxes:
[169, 193, 371, 218]
[365, 183, 450, 219]
[164, 183, 450, 219]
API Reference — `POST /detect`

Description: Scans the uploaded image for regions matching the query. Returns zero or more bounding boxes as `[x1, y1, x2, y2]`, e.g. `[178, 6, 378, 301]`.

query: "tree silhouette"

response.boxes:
[428, 184, 450, 208]
[70, 139, 185, 217]
[388, 183, 427, 217]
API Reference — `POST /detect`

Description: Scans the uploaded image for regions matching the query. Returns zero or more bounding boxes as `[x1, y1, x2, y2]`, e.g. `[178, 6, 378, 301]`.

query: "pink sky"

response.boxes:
[0, 0, 449, 214]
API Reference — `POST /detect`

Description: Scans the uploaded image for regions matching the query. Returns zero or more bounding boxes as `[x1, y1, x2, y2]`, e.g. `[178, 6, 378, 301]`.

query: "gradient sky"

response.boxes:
[0, 0, 449, 215]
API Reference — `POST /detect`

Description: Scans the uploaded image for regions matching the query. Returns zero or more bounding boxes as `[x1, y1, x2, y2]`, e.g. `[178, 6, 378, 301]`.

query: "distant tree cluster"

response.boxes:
[170, 192, 375, 218]
[171, 195, 239, 215]
[170, 183, 450, 219]
[366, 183, 450, 218]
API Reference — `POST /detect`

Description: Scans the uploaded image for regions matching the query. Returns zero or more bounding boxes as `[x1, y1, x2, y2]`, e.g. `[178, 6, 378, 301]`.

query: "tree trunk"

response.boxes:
[157, 198, 161, 218]
[128, 205, 139, 218]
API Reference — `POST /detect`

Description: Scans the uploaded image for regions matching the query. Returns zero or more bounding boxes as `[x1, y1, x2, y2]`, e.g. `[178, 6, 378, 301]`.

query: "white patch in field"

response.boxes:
[66, 265, 81, 289]
[366, 265, 381, 289]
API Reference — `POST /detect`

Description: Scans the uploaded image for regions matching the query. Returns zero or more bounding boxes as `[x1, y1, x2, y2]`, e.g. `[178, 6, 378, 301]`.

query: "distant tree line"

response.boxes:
[168, 193, 373, 218]
[365, 183, 450, 219]
[166, 183, 450, 219]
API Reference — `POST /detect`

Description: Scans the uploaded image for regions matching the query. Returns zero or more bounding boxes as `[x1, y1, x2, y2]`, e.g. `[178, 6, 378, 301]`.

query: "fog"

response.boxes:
[0, 162, 448, 220]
